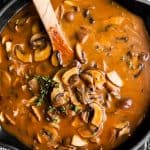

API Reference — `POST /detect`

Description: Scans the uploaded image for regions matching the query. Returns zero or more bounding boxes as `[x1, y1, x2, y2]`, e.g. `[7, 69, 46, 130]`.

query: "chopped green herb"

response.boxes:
[48, 105, 57, 112]
[70, 104, 79, 113]
[127, 60, 134, 69]
[59, 106, 66, 113]
[51, 116, 60, 123]
[35, 75, 59, 106]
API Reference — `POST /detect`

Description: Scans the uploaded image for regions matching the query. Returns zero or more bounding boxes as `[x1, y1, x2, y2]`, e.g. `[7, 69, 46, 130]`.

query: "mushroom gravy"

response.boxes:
[0, 0, 150, 150]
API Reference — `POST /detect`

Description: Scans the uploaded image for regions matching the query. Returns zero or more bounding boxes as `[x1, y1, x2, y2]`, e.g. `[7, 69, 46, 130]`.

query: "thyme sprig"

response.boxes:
[35, 75, 59, 106]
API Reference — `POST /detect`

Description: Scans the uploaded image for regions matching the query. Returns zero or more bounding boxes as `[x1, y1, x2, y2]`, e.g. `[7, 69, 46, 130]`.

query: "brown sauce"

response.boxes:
[0, 0, 150, 150]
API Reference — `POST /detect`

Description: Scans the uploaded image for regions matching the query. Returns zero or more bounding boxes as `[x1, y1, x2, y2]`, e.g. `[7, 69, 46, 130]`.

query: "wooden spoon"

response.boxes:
[32, 0, 74, 66]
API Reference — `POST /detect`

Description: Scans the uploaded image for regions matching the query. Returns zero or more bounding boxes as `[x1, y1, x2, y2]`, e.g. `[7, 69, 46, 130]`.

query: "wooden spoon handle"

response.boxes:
[32, 0, 73, 66]
[32, 0, 59, 30]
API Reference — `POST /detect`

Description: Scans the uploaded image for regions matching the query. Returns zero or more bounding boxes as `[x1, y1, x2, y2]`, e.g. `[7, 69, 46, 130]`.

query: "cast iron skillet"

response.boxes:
[0, 0, 150, 149]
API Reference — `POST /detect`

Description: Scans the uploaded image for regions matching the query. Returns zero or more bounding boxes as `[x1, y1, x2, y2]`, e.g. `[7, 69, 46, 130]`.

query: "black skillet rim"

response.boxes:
[0, 0, 150, 150]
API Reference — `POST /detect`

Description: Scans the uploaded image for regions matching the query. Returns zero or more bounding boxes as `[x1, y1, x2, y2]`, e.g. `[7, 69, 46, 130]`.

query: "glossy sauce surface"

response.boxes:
[0, 0, 150, 150]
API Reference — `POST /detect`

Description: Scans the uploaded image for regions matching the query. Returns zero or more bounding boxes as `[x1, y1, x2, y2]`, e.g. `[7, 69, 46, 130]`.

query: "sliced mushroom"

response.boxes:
[68, 88, 81, 106]
[32, 21, 41, 34]
[5, 41, 12, 52]
[76, 27, 89, 44]
[102, 60, 109, 72]
[117, 98, 133, 109]
[36, 133, 42, 143]
[114, 121, 130, 137]
[15, 44, 32, 63]
[81, 110, 91, 124]
[42, 126, 60, 142]
[72, 60, 82, 69]
[86, 70, 106, 89]
[118, 125, 130, 137]
[139, 52, 150, 62]
[1, 35, 11, 45]
[134, 63, 145, 78]
[75, 43, 87, 64]
[13, 109, 19, 117]
[73, 84, 88, 104]
[51, 69, 66, 103]
[106, 71, 124, 87]
[34, 43, 51, 62]
[64, 0, 76, 6]
[5, 114, 16, 125]
[25, 96, 38, 107]
[0, 112, 5, 122]
[62, 67, 79, 86]
[69, 75, 81, 87]
[15, 17, 28, 32]
[90, 136, 100, 144]
[80, 73, 93, 85]
[15, 17, 27, 26]
[111, 91, 121, 100]
[52, 93, 67, 107]
[105, 81, 120, 93]
[71, 135, 88, 147]
[89, 103, 106, 127]
[51, 51, 63, 67]
[31, 106, 42, 121]
[30, 33, 47, 50]
[28, 78, 39, 93]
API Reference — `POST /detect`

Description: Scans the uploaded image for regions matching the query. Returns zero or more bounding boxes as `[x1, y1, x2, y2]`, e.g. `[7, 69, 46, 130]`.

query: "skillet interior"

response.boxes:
[0, 0, 150, 149]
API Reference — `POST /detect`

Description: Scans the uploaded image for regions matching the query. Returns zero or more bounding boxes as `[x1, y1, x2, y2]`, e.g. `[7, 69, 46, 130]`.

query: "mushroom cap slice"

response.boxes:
[86, 70, 106, 89]
[5, 41, 12, 52]
[41, 125, 60, 144]
[80, 73, 93, 85]
[75, 43, 87, 64]
[105, 81, 120, 92]
[52, 93, 68, 107]
[89, 103, 106, 128]
[68, 88, 81, 106]
[62, 67, 79, 86]
[51, 69, 66, 104]
[15, 47, 32, 63]
[31, 106, 42, 121]
[30, 33, 47, 50]
[71, 135, 87, 147]
[34, 43, 51, 62]
[106, 71, 124, 87]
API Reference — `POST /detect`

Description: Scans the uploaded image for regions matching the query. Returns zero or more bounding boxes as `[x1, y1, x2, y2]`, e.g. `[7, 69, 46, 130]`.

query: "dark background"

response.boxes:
[0, 0, 8, 9]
